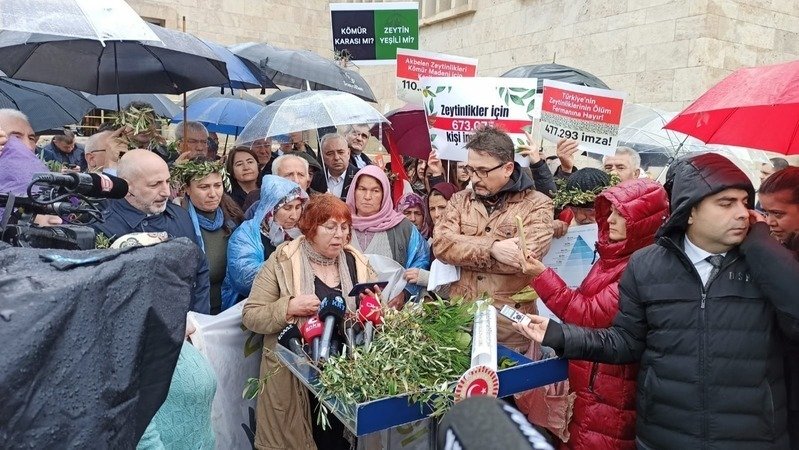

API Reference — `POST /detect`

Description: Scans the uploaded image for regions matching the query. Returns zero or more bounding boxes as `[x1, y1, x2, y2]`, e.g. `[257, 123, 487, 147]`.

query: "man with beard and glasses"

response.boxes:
[92, 149, 210, 314]
[432, 125, 554, 352]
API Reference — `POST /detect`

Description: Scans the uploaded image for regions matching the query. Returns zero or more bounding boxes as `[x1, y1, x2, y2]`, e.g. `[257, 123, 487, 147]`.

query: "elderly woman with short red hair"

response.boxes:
[242, 193, 377, 450]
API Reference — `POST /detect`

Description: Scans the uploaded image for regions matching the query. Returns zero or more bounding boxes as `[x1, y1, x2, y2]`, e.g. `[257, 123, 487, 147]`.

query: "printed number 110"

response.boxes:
[401, 80, 419, 91]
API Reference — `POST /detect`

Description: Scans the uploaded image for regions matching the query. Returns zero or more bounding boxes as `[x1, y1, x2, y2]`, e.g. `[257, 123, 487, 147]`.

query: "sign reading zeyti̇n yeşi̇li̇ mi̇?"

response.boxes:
[419, 76, 538, 165]
[540, 79, 626, 156]
[330, 2, 419, 65]
[396, 48, 477, 106]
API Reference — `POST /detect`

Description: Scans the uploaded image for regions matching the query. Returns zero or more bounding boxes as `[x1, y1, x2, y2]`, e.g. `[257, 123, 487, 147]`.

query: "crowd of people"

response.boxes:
[0, 99, 797, 450]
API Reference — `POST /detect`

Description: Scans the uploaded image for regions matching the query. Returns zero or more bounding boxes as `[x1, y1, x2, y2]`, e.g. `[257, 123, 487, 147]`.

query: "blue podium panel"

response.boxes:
[276, 344, 568, 436]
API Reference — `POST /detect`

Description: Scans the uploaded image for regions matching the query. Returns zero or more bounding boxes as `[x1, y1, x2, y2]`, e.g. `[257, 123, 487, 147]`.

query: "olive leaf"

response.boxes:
[435, 86, 446, 93]
[509, 94, 524, 106]
[508, 87, 528, 93]
[522, 89, 536, 100]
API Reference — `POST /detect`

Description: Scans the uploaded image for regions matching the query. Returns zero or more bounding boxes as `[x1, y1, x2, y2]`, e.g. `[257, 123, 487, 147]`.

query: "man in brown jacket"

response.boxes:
[432, 126, 554, 352]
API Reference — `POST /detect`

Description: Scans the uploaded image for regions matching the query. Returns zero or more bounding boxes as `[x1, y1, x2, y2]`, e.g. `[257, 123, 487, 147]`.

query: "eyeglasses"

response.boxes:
[86, 149, 107, 154]
[462, 162, 507, 179]
[184, 139, 208, 146]
[319, 222, 350, 235]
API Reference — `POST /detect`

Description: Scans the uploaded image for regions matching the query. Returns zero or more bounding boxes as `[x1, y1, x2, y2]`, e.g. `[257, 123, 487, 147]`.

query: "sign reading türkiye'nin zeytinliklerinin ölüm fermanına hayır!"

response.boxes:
[330, 2, 419, 65]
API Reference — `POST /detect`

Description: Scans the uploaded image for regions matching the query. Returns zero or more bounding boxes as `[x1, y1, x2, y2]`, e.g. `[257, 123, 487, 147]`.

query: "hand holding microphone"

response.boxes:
[512, 314, 550, 344]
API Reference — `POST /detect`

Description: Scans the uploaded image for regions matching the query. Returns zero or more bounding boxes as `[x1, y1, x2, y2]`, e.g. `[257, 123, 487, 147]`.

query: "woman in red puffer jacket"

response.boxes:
[525, 179, 669, 450]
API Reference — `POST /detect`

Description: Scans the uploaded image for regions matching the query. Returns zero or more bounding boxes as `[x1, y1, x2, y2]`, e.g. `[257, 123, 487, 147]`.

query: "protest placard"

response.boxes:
[540, 80, 626, 156]
[330, 2, 419, 65]
[189, 303, 262, 450]
[396, 49, 477, 106]
[419, 76, 537, 164]
[538, 224, 598, 323]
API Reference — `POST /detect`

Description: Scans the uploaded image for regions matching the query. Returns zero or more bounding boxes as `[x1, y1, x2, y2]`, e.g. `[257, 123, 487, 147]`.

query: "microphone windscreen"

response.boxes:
[89, 173, 129, 199]
[277, 323, 302, 348]
[318, 295, 346, 321]
[437, 396, 554, 450]
[357, 296, 382, 325]
[301, 316, 324, 342]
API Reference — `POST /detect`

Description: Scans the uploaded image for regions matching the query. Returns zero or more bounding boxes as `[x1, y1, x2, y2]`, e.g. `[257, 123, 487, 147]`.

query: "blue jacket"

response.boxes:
[221, 176, 302, 310]
[91, 199, 211, 314]
[41, 142, 88, 171]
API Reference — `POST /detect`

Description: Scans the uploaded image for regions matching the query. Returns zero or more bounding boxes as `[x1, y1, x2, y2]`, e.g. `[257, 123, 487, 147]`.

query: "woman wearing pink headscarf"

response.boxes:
[345, 165, 431, 306]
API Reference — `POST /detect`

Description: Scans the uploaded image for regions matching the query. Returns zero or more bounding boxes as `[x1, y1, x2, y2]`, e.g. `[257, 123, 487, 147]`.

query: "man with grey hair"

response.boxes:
[41, 130, 87, 171]
[0, 109, 36, 152]
[92, 149, 210, 313]
[272, 153, 311, 192]
[174, 121, 209, 163]
[344, 123, 373, 168]
[320, 132, 358, 199]
[603, 146, 641, 181]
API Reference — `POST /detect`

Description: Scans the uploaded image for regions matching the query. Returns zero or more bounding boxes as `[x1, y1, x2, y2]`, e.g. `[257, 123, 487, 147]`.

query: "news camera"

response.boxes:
[0, 172, 128, 249]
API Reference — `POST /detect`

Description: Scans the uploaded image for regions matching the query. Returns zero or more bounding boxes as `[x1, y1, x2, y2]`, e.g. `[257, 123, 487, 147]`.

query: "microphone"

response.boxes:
[437, 396, 554, 450]
[1, 195, 87, 216]
[317, 295, 346, 361]
[300, 316, 323, 362]
[32, 172, 128, 199]
[277, 323, 305, 356]
[357, 295, 382, 350]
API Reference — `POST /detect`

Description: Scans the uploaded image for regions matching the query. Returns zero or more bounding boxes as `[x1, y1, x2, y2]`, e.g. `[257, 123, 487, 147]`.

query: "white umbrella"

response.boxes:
[618, 103, 768, 181]
[0, 0, 160, 43]
[235, 90, 387, 146]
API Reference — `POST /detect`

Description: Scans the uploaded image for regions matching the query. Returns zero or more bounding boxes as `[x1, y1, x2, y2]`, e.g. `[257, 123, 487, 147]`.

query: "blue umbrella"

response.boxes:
[172, 97, 264, 135]
[200, 39, 275, 90]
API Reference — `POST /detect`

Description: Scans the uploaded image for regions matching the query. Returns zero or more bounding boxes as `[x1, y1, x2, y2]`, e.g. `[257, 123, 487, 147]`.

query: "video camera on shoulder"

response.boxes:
[1, 172, 128, 250]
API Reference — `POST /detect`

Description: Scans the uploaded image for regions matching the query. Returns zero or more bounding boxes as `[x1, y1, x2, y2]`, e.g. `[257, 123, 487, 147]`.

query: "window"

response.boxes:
[419, 0, 475, 26]
[141, 16, 165, 27]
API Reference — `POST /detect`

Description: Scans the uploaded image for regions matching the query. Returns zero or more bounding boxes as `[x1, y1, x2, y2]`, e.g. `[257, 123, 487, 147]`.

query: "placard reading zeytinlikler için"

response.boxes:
[330, 2, 419, 65]
[396, 49, 477, 106]
[540, 79, 626, 156]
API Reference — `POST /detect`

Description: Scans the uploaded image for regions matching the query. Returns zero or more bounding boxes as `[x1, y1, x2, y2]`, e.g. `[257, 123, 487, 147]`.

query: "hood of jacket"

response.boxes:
[657, 152, 754, 238]
[250, 175, 305, 226]
[594, 179, 670, 261]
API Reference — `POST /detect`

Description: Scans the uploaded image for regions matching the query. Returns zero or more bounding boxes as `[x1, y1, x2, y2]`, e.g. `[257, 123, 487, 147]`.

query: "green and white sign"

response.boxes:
[330, 2, 419, 65]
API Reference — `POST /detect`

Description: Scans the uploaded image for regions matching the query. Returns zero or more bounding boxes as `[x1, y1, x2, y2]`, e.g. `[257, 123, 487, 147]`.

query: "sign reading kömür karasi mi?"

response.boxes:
[420, 76, 537, 165]
[330, 2, 419, 65]
[396, 49, 477, 106]
[540, 79, 626, 156]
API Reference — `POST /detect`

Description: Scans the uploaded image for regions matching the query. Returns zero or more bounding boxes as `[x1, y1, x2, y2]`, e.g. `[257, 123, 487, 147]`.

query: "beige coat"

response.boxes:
[432, 187, 554, 352]
[242, 237, 375, 450]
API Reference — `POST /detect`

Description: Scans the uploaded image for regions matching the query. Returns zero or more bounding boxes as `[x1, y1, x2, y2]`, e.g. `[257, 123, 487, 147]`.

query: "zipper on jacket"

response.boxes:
[588, 362, 599, 393]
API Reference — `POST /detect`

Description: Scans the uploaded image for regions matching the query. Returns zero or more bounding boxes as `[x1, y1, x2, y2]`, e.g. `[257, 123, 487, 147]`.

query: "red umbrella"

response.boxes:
[664, 60, 799, 155]
[371, 104, 432, 160]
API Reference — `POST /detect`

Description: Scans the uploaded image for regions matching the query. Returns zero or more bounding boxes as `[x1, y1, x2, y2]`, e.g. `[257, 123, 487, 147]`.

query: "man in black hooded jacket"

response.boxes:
[516, 153, 799, 449]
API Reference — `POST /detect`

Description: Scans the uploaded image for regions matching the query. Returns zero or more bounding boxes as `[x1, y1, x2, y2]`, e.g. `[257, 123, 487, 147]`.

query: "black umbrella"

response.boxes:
[0, 24, 228, 96]
[230, 42, 376, 102]
[501, 63, 609, 92]
[186, 86, 263, 106]
[0, 77, 94, 132]
[83, 93, 181, 118]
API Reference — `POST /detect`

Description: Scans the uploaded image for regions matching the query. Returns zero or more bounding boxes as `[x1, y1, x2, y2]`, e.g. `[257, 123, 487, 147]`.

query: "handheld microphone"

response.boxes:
[277, 323, 305, 356]
[300, 316, 324, 362]
[32, 172, 128, 199]
[357, 295, 382, 350]
[437, 396, 554, 450]
[317, 295, 346, 361]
